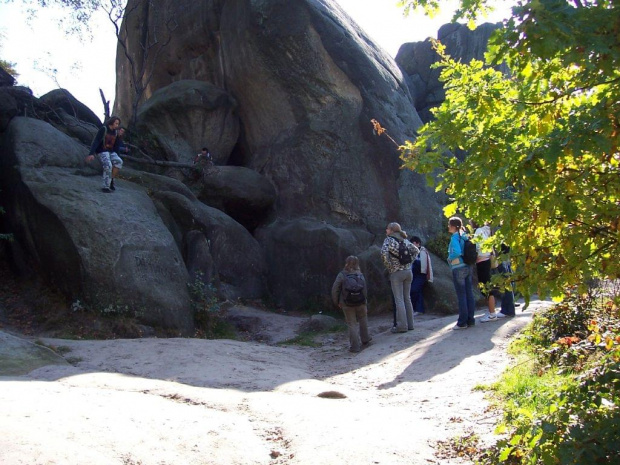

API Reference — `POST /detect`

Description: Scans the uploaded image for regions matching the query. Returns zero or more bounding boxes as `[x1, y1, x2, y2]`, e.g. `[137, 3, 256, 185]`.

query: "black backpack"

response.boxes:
[461, 237, 478, 265]
[390, 239, 414, 265]
[341, 273, 366, 306]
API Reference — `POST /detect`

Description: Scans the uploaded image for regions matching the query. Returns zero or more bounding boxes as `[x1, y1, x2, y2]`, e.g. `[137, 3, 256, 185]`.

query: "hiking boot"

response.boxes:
[480, 312, 498, 323]
[110, 179, 116, 191]
[102, 187, 111, 193]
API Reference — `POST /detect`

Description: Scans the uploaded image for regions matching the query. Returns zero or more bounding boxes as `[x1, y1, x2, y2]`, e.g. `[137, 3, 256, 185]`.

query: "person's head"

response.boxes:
[469, 219, 479, 229]
[106, 116, 121, 130]
[344, 255, 360, 272]
[201, 147, 209, 154]
[448, 216, 463, 233]
[386, 222, 407, 239]
[411, 236, 422, 247]
[118, 127, 126, 137]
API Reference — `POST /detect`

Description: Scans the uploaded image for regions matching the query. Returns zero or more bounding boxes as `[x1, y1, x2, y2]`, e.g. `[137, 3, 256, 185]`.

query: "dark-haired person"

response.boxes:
[331, 256, 371, 353]
[194, 147, 213, 165]
[86, 116, 124, 193]
[448, 217, 476, 330]
[410, 236, 433, 315]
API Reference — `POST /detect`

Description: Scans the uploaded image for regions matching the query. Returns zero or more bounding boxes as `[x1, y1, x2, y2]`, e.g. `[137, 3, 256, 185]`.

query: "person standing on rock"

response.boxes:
[381, 222, 419, 333]
[86, 116, 124, 193]
[410, 236, 433, 315]
[448, 217, 477, 330]
[331, 256, 372, 353]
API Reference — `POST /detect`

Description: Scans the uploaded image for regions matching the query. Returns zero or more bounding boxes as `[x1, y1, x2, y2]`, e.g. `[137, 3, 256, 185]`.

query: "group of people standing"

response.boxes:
[332, 217, 516, 352]
[443, 216, 516, 330]
[331, 222, 432, 352]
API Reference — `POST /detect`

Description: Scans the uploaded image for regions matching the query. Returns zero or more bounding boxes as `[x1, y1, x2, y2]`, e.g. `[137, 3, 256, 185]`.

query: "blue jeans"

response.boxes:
[410, 273, 427, 313]
[452, 266, 476, 327]
[390, 269, 414, 331]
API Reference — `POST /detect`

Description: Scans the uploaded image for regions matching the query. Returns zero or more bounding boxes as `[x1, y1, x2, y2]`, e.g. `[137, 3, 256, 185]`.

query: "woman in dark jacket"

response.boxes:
[331, 256, 371, 353]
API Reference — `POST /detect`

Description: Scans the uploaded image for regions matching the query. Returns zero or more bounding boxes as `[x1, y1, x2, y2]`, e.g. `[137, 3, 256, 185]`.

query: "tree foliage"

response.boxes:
[401, 0, 620, 301]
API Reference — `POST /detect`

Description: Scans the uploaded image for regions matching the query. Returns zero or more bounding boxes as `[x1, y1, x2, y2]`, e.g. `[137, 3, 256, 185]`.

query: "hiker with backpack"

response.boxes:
[331, 256, 372, 353]
[448, 216, 477, 330]
[381, 222, 419, 334]
[86, 116, 124, 193]
[470, 220, 503, 323]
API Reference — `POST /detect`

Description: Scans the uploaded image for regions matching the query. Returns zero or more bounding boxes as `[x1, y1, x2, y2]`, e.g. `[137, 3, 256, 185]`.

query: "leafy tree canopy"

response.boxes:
[400, 0, 620, 301]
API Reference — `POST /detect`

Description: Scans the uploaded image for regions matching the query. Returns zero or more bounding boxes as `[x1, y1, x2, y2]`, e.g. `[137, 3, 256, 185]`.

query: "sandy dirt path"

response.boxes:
[0, 301, 551, 465]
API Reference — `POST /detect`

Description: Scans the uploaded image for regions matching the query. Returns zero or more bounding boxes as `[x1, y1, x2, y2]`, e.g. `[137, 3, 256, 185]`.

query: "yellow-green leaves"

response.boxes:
[400, 0, 620, 300]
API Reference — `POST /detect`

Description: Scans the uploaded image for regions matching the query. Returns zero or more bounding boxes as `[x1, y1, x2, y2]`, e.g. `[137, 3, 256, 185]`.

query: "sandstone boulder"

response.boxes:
[255, 218, 375, 310]
[0, 117, 194, 334]
[136, 80, 239, 165]
[396, 22, 503, 123]
[197, 165, 277, 231]
[40, 88, 103, 128]
[153, 191, 267, 300]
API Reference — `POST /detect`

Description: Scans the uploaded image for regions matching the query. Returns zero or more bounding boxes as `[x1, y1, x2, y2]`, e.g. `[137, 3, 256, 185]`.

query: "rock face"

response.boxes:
[0, 2, 477, 327]
[0, 115, 268, 333]
[114, 0, 449, 309]
[396, 22, 503, 123]
[136, 80, 239, 165]
[196, 165, 277, 231]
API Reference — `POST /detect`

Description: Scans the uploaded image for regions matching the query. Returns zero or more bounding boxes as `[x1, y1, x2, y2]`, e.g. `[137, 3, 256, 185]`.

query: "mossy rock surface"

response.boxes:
[0, 331, 68, 376]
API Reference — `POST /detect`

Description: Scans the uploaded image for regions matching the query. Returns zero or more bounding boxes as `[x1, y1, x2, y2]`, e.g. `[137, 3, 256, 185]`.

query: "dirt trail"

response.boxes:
[0, 302, 550, 465]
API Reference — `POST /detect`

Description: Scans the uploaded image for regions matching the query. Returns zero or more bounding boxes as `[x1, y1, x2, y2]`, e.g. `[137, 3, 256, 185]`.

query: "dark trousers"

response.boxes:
[410, 273, 427, 313]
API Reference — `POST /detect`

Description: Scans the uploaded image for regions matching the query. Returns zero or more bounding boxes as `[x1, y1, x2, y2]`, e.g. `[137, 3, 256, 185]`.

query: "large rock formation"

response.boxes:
[114, 0, 450, 309]
[396, 22, 504, 123]
[0, 113, 268, 333]
[135, 80, 239, 165]
[1, 1, 474, 331]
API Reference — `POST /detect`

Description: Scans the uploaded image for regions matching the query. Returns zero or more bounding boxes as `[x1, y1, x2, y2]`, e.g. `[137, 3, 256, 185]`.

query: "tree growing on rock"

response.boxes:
[400, 0, 620, 301]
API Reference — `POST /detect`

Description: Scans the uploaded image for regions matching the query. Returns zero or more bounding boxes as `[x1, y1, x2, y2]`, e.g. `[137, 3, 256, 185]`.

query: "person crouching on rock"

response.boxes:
[331, 256, 372, 353]
[86, 116, 124, 193]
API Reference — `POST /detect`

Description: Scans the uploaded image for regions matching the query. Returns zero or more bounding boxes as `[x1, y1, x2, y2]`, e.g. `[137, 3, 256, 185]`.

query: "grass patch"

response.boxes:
[476, 285, 620, 464]
[279, 332, 322, 348]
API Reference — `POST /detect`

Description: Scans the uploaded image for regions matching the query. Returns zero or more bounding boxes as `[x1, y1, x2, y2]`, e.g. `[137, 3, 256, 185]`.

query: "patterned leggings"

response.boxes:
[97, 151, 123, 188]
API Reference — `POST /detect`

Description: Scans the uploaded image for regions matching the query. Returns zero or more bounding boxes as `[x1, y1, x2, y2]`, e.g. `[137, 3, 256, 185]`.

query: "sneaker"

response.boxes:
[452, 324, 468, 330]
[496, 312, 506, 319]
[480, 313, 498, 323]
[102, 187, 111, 193]
[110, 179, 116, 191]
[413, 311, 424, 316]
